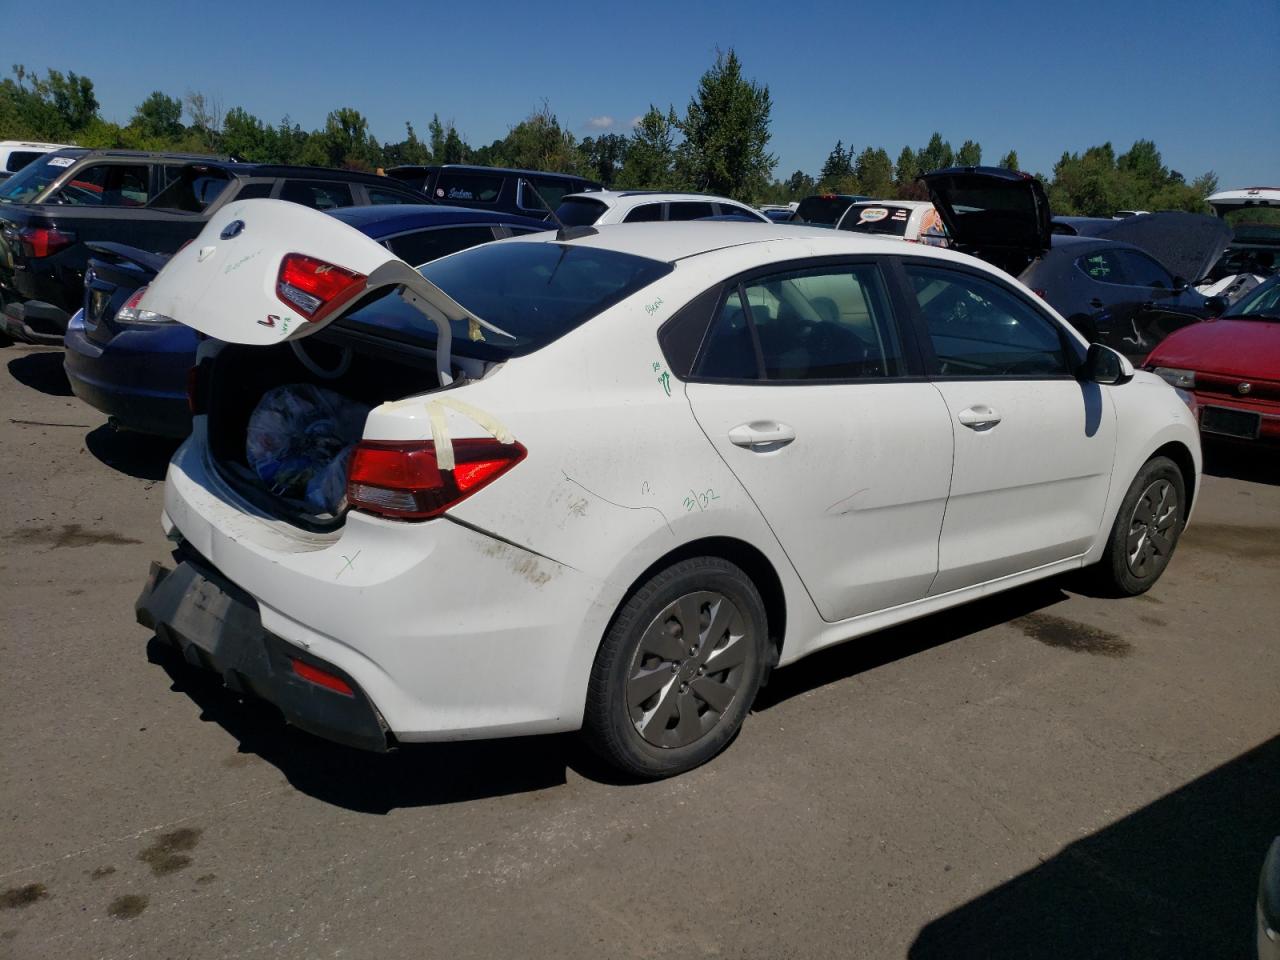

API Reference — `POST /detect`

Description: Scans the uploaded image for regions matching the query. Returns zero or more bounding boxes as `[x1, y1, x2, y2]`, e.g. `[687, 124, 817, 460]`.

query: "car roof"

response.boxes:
[561, 190, 754, 207]
[195, 162, 405, 186]
[514, 220, 990, 267]
[327, 204, 551, 236]
[848, 199, 933, 209]
[65, 148, 221, 161]
[0, 141, 72, 150]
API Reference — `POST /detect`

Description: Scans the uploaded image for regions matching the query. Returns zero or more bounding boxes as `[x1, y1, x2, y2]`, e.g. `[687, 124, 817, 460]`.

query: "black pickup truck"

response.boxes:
[0, 149, 423, 344]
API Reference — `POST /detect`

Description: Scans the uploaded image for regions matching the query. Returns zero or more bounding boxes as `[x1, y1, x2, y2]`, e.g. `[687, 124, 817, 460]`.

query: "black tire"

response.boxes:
[583, 556, 768, 779]
[1094, 455, 1186, 596]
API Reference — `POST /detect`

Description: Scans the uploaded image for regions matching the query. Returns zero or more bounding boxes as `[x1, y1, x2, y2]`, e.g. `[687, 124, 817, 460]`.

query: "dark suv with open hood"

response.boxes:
[921, 166, 1231, 360]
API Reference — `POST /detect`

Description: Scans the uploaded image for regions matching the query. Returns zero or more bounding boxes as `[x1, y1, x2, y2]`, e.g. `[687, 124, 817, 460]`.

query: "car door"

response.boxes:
[683, 258, 954, 622]
[898, 261, 1118, 594]
[1073, 247, 1179, 359]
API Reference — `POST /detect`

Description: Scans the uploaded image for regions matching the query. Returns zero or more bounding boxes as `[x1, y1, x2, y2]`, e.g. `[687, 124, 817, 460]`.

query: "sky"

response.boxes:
[9, 0, 1278, 189]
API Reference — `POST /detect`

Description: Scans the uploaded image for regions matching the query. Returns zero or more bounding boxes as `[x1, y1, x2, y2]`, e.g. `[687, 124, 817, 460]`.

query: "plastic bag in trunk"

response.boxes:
[246, 384, 370, 515]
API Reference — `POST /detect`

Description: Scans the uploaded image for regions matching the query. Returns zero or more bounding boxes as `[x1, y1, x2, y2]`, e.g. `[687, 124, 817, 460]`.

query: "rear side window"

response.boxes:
[623, 203, 663, 223]
[233, 181, 275, 201]
[56, 164, 150, 206]
[434, 172, 501, 203]
[667, 201, 716, 221]
[698, 265, 903, 380]
[905, 265, 1069, 377]
[1076, 250, 1127, 284]
[385, 226, 496, 267]
[279, 180, 354, 210]
[367, 186, 418, 205]
[554, 196, 607, 226]
[5, 150, 43, 173]
[149, 168, 232, 211]
[344, 241, 672, 358]
[1114, 249, 1173, 288]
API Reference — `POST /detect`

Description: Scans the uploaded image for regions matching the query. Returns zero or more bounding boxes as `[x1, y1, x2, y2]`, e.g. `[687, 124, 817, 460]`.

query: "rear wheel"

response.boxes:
[1095, 456, 1186, 596]
[583, 557, 768, 779]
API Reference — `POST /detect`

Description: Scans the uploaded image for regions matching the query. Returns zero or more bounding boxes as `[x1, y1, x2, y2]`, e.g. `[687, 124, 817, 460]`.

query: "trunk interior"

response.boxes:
[205, 327, 447, 531]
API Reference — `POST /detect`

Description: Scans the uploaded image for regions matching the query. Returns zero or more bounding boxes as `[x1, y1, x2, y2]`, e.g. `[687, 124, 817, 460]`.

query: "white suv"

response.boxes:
[554, 190, 770, 226]
[134, 201, 1200, 778]
[0, 140, 71, 180]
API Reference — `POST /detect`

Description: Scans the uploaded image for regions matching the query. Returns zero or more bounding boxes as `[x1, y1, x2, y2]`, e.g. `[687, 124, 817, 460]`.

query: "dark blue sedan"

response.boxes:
[63, 205, 550, 437]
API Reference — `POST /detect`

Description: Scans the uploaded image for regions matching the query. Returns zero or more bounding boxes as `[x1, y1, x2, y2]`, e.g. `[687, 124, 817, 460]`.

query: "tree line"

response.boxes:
[1, 54, 1218, 216]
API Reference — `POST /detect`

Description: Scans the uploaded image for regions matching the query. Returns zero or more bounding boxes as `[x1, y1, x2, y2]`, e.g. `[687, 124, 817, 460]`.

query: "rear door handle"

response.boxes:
[728, 420, 796, 451]
[957, 405, 1001, 430]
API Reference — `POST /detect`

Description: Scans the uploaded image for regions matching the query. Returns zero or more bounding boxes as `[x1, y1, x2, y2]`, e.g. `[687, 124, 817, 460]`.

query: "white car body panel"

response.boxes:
[150, 219, 1202, 742]
[560, 190, 772, 225]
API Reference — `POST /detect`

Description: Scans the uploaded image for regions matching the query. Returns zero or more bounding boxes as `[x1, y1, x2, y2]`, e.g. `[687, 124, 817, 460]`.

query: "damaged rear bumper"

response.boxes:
[136, 555, 392, 752]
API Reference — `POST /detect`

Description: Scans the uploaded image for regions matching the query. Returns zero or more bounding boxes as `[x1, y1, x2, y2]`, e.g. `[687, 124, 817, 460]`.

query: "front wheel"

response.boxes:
[583, 557, 768, 779]
[1095, 455, 1186, 596]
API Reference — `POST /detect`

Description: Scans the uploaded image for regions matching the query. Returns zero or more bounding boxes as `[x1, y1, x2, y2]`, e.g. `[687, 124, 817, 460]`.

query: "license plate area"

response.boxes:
[1201, 405, 1261, 439]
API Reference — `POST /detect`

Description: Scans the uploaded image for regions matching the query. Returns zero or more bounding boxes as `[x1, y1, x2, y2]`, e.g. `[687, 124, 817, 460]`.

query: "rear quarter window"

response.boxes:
[279, 180, 355, 210]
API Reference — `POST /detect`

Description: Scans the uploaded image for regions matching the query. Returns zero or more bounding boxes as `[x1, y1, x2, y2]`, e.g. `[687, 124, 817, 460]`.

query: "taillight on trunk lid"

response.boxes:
[347, 439, 527, 520]
[19, 225, 76, 258]
[277, 253, 367, 323]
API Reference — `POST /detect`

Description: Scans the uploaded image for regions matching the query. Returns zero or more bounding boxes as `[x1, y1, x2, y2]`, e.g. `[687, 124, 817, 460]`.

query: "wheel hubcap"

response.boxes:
[1126, 479, 1178, 578]
[626, 591, 750, 749]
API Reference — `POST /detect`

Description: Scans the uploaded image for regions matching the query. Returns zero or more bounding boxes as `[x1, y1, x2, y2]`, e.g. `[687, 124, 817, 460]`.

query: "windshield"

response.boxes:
[1218, 205, 1280, 246]
[1225, 277, 1280, 319]
[0, 152, 82, 203]
[340, 240, 673, 357]
[840, 205, 911, 236]
[553, 196, 608, 227]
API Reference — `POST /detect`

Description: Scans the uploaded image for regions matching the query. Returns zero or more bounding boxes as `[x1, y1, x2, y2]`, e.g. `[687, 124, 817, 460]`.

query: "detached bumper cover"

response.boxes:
[136, 557, 391, 752]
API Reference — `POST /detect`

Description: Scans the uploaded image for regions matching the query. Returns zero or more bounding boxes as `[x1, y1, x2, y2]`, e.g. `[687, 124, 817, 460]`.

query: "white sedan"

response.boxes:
[134, 201, 1200, 778]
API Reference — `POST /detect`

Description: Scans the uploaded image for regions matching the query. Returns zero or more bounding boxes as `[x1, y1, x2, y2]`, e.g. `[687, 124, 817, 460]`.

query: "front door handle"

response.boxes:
[957, 405, 1002, 430]
[728, 420, 796, 451]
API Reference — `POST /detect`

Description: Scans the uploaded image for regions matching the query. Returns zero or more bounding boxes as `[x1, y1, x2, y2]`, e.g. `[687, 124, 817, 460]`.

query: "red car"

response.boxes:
[1145, 275, 1280, 442]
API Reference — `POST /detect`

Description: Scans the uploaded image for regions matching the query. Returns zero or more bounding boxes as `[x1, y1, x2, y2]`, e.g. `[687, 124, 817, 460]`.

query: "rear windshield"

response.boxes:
[0, 153, 81, 203]
[1219, 205, 1280, 246]
[553, 196, 607, 226]
[340, 240, 672, 358]
[840, 205, 911, 236]
[796, 196, 854, 225]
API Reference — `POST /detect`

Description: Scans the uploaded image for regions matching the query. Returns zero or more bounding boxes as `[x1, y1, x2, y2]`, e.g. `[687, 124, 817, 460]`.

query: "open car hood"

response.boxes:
[1084, 212, 1232, 284]
[920, 167, 1051, 259]
[139, 199, 501, 384]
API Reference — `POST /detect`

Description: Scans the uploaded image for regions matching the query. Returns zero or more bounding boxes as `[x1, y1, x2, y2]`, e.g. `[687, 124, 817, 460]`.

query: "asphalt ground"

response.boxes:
[2, 342, 1277, 959]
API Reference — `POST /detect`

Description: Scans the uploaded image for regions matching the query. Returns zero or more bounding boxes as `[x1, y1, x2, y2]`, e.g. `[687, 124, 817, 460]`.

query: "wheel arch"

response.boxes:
[1150, 439, 1198, 516]
[606, 536, 788, 670]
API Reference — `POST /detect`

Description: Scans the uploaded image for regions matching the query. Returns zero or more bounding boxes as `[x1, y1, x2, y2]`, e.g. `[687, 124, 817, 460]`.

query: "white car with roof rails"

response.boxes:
[835, 199, 949, 245]
[553, 190, 771, 227]
[134, 201, 1201, 778]
[0, 140, 72, 180]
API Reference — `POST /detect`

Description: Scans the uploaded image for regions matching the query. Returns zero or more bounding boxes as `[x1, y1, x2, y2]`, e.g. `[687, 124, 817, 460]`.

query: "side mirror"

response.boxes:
[1083, 343, 1134, 385]
[1204, 295, 1228, 316]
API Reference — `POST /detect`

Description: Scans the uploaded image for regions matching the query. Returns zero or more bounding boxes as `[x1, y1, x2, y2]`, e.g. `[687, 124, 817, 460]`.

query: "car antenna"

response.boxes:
[520, 177, 597, 241]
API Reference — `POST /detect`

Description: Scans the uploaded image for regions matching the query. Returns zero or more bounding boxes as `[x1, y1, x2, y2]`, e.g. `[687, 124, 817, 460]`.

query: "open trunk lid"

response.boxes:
[921, 166, 1051, 266]
[138, 198, 502, 383]
[1084, 212, 1232, 284]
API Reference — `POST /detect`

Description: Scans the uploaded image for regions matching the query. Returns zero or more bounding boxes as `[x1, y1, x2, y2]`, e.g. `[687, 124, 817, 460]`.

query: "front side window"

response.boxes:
[279, 180, 354, 210]
[697, 264, 903, 381]
[1114, 249, 1173, 288]
[56, 164, 150, 206]
[906, 265, 1069, 377]
[366, 186, 418, 205]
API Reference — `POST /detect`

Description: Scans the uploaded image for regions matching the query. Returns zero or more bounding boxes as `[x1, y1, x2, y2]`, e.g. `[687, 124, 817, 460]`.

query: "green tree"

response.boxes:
[998, 149, 1019, 171]
[382, 121, 431, 168]
[818, 140, 853, 189]
[674, 49, 775, 200]
[616, 104, 679, 189]
[854, 146, 893, 198]
[579, 132, 628, 185]
[220, 106, 272, 161]
[955, 139, 982, 167]
[131, 91, 184, 142]
[302, 107, 381, 170]
[893, 146, 918, 187]
[499, 103, 581, 174]
[917, 132, 953, 174]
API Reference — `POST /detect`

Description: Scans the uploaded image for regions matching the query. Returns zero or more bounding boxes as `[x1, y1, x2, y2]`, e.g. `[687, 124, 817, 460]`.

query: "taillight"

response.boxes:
[276, 253, 366, 323]
[347, 438, 527, 520]
[18, 225, 76, 258]
[114, 284, 173, 324]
